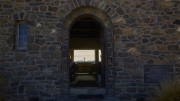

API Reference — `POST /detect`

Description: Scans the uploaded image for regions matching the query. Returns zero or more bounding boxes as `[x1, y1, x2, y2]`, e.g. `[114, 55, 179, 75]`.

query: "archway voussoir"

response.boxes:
[98, 2, 106, 11]
[107, 8, 115, 17]
[100, 16, 109, 23]
[58, 9, 69, 18]
[63, 19, 72, 27]
[104, 21, 112, 28]
[66, 13, 78, 22]
[62, 25, 69, 31]
[102, 4, 109, 12]
[96, 11, 104, 18]
[74, 8, 84, 16]
[93, 1, 100, 7]
[82, 7, 93, 14]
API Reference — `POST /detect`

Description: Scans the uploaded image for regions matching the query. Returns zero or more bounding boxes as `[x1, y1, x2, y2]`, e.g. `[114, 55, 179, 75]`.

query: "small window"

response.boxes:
[99, 50, 101, 62]
[74, 50, 95, 62]
[16, 21, 27, 50]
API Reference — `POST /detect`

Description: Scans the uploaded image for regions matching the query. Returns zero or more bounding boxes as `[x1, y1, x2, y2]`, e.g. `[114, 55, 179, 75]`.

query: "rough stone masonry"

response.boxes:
[0, 0, 180, 101]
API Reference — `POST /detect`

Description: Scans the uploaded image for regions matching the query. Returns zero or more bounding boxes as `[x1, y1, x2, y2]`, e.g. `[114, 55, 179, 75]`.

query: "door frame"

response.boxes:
[68, 15, 107, 87]
[61, 6, 114, 97]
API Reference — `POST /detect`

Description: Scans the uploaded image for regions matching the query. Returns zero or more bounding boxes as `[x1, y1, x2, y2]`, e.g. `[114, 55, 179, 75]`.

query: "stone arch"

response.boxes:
[61, 6, 115, 96]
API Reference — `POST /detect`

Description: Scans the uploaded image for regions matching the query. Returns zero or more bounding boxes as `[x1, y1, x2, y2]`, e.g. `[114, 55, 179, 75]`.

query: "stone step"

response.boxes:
[57, 97, 119, 101]
[69, 88, 106, 95]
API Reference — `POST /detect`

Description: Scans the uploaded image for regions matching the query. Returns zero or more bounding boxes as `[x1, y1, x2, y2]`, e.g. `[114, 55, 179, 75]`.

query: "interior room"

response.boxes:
[69, 17, 104, 88]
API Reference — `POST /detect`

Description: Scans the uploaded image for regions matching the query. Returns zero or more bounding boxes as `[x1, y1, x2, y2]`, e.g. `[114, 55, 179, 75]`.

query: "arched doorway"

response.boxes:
[69, 16, 106, 89]
[61, 6, 114, 97]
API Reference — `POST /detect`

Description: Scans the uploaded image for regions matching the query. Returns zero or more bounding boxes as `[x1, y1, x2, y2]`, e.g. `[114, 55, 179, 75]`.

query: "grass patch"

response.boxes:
[150, 77, 180, 101]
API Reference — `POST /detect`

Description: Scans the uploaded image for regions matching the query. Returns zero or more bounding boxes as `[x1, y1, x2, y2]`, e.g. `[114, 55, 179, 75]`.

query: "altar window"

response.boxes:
[74, 50, 95, 62]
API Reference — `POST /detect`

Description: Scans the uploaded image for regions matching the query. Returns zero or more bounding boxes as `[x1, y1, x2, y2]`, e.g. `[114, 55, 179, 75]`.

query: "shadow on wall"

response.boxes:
[0, 75, 8, 101]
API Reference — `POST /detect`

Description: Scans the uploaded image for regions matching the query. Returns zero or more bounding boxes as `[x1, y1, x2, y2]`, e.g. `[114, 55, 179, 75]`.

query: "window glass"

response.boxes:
[99, 50, 101, 62]
[24, 26, 27, 31]
[19, 31, 24, 36]
[19, 25, 24, 30]
[23, 42, 27, 47]
[19, 23, 27, 49]
[74, 50, 95, 62]
[24, 31, 27, 36]
[24, 37, 27, 41]
[19, 42, 23, 47]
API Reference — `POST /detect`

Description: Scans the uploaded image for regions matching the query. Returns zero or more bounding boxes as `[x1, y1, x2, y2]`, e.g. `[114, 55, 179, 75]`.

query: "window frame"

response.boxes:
[15, 20, 27, 50]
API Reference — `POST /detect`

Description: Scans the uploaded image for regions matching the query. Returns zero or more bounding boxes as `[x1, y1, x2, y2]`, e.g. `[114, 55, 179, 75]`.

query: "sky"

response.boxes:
[74, 50, 101, 62]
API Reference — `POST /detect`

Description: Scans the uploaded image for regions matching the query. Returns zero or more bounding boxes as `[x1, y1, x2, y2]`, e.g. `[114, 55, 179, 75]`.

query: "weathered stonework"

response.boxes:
[0, 0, 180, 101]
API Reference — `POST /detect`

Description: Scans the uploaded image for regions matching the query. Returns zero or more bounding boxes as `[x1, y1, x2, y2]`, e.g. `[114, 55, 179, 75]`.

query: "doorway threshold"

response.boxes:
[57, 96, 119, 101]
[69, 88, 106, 95]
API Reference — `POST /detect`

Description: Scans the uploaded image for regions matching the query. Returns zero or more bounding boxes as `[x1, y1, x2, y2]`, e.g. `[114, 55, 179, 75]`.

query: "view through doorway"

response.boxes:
[69, 17, 105, 88]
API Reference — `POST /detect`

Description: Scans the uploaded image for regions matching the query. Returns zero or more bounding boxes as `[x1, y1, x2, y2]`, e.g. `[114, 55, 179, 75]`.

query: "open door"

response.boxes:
[69, 17, 106, 88]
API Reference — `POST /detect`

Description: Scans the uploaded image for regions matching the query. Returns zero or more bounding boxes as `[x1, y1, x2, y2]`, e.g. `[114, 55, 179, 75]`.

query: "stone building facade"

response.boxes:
[0, 0, 180, 101]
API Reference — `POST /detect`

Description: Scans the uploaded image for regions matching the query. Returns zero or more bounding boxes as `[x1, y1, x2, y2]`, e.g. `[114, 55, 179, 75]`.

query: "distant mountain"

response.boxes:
[87, 60, 95, 62]
[75, 60, 84, 62]
[75, 60, 95, 62]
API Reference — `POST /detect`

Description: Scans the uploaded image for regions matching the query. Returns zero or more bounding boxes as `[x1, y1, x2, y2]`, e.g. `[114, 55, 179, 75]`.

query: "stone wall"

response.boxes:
[0, 0, 180, 101]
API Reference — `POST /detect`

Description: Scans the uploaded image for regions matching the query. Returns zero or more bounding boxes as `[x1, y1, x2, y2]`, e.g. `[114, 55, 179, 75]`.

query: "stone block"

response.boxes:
[24, 66, 38, 71]
[1, 9, 15, 15]
[35, 39, 45, 45]
[165, 29, 176, 35]
[26, 59, 35, 65]
[37, 84, 44, 89]
[160, 1, 173, 7]
[120, 94, 132, 100]
[131, 75, 143, 79]
[47, 89, 58, 93]
[114, 36, 121, 42]
[126, 87, 136, 93]
[29, 3, 45, 6]
[48, 6, 58, 12]
[6, 34, 15, 44]
[122, 58, 135, 62]
[168, 45, 180, 51]
[25, 89, 38, 95]
[123, 28, 133, 35]
[18, 71, 28, 76]
[58, 9, 68, 17]
[166, 55, 177, 59]
[151, 31, 164, 35]
[116, 7, 125, 15]
[54, 80, 61, 85]
[15, 53, 25, 61]
[18, 85, 24, 93]
[39, 5, 47, 11]
[35, 76, 45, 80]
[70, 88, 88, 95]
[124, 63, 140, 69]
[157, 45, 167, 50]
[4, 72, 14, 79]
[41, 52, 54, 59]
[39, 90, 51, 98]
